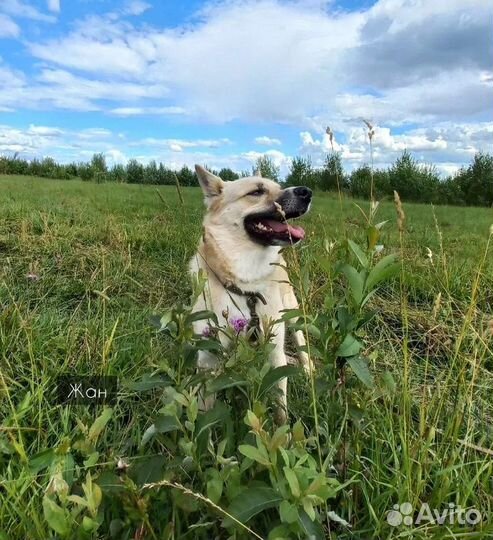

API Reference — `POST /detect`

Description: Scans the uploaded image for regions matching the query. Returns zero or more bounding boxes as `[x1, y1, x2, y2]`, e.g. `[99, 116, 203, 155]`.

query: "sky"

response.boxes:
[0, 0, 491, 177]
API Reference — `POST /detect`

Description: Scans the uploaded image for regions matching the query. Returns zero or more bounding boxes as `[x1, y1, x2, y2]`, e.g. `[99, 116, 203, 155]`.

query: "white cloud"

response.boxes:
[1, 0, 56, 22]
[105, 148, 128, 165]
[122, 1, 151, 16]
[0, 14, 19, 37]
[20, 0, 492, 127]
[109, 106, 186, 116]
[47, 0, 60, 14]
[132, 137, 232, 152]
[254, 136, 282, 146]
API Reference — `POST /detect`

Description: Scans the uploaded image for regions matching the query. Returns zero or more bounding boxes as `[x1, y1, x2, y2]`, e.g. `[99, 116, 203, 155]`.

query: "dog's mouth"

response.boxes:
[244, 209, 306, 246]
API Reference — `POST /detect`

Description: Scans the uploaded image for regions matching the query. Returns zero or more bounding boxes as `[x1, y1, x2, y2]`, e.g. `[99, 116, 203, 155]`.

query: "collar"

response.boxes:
[198, 231, 268, 340]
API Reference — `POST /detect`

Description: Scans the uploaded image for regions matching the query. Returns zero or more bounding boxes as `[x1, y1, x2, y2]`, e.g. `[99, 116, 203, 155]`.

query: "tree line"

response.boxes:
[0, 150, 491, 207]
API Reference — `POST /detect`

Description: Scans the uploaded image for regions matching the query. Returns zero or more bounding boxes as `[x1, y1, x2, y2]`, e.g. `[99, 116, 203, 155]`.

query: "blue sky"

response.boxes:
[0, 0, 491, 176]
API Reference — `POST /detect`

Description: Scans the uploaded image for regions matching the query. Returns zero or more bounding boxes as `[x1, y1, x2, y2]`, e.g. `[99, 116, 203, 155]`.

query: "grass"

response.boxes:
[0, 174, 492, 539]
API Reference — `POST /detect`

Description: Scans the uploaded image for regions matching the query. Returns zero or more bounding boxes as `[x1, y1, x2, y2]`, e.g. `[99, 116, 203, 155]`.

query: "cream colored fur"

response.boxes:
[189, 165, 312, 422]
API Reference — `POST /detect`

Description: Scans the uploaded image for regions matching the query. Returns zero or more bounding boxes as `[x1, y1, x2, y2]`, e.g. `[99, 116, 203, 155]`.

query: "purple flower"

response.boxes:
[202, 326, 212, 337]
[229, 316, 249, 334]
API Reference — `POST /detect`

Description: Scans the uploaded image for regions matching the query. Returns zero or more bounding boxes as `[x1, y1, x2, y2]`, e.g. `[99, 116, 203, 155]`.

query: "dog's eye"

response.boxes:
[248, 189, 265, 197]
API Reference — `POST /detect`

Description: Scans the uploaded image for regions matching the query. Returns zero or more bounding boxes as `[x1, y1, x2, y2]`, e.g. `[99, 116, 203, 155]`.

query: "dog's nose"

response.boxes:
[293, 186, 312, 200]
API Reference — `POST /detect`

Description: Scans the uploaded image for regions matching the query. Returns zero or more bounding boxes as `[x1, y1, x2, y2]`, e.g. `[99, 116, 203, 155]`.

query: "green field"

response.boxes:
[1, 175, 492, 539]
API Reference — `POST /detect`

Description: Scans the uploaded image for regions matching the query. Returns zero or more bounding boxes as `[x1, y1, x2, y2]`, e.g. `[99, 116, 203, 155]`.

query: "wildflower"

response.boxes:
[229, 316, 249, 334]
[202, 326, 212, 337]
[26, 273, 39, 281]
[425, 247, 433, 264]
[393, 191, 405, 233]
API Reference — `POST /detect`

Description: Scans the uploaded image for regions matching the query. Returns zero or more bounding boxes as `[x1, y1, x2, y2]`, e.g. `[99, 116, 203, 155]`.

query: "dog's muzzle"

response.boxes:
[243, 186, 312, 246]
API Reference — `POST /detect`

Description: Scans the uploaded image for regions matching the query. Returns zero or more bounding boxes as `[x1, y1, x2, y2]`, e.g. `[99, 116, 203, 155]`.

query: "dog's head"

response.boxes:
[195, 165, 311, 247]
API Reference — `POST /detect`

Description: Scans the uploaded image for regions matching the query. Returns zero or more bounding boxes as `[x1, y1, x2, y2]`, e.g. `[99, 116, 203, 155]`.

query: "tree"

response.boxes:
[318, 152, 346, 192]
[388, 150, 440, 203]
[253, 156, 280, 181]
[176, 165, 197, 187]
[285, 156, 316, 189]
[218, 167, 240, 181]
[144, 160, 158, 184]
[455, 152, 493, 206]
[126, 159, 145, 184]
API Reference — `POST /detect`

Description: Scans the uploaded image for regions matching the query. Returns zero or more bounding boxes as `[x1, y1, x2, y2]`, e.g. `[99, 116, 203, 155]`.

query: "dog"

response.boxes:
[189, 164, 313, 423]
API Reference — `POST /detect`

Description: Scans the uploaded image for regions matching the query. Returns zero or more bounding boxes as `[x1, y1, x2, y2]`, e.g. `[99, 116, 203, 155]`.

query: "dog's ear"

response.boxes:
[195, 165, 224, 201]
[254, 168, 263, 177]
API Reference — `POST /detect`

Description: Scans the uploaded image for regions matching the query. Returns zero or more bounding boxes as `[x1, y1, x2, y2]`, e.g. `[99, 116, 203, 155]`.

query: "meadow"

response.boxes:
[0, 174, 492, 539]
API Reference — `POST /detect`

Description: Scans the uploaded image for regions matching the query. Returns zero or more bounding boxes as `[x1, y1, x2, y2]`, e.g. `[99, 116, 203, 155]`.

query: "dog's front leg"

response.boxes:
[197, 350, 218, 411]
[270, 323, 288, 424]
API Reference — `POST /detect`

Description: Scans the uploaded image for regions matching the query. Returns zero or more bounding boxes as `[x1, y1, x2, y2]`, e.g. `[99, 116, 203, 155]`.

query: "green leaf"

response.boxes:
[238, 445, 270, 467]
[194, 339, 223, 351]
[154, 415, 182, 434]
[124, 373, 171, 391]
[206, 477, 223, 504]
[195, 401, 230, 440]
[367, 225, 380, 250]
[347, 356, 374, 388]
[365, 254, 399, 292]
[259, 366, 301, 397]
[283, 467, 301, 498]
[29, 449, 55, 473]
[298, 508, 324, 539]
[224, 487, 282, 527]
[133, 455, 166, 485]
[280, 500, 299, 524]
[338, 263, 364, 306]
[88, 408, 113, 444]
[187, 310, 218, 324]
[207, 373, 248, 394]
[381, 370, 396, 393]
[141, 424, 157, 446]
[336, 334, 362, 358]
[280, 308, 304, 321]
[314, 254, 333, 275]
[42, 495, 70, 536]
[302, 498, 315, 521]
[348, 239, 368, 269]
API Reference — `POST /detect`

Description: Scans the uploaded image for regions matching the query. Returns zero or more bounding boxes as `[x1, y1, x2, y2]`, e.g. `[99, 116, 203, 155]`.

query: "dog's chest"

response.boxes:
[193, 279, 283, 338]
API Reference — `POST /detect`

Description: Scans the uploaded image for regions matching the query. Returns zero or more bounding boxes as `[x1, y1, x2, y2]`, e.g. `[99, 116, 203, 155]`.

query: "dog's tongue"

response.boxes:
[262, 219, 305, 240]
